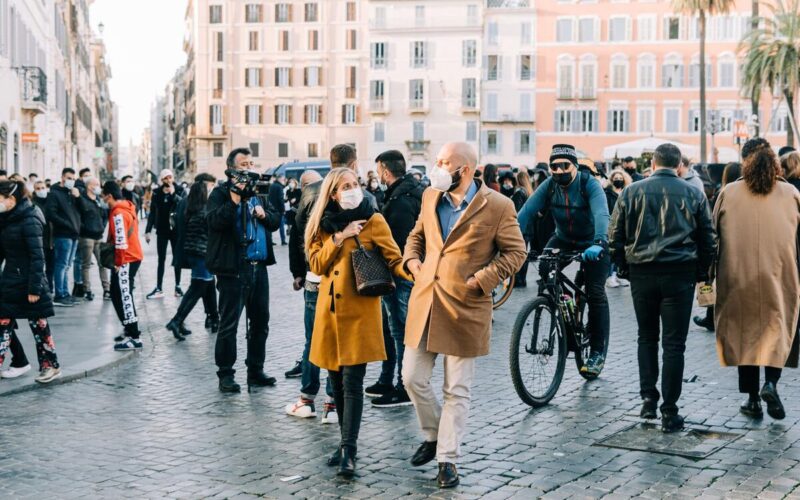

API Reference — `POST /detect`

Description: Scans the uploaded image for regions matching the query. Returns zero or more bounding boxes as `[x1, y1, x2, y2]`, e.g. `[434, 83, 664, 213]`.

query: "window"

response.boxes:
[245, 104, 263, 125]
[305, 3, 318, 22]
[213, 142, 224, 157]
[209, 5, 222, 23]
[579, 61, 595, 96]
[411, 41, 427, 68]
[665, 108, 680, 132]
[517, 130, 532, 154]
[304, 104, 322, 124]
[689, 109, 701, 132]
[278, 143, 289, 158]
[215, 32, 223, 61]
[415, 5, 425, 27]
[578, 109, 598, 132]
[556, 18, 574, 42]
[466, 121, 477, 142]
[486, 93, 498, 120]
[520, 93, 533, 121]
[245, 4, 262, 23]
[210, 104, 223, 128]
[688, 62, 711, 88]
[611, 61, 627, 89]
[666, 16, 681, 40]
[370, 80, 385, 103]
[371, 42, 387, 69]
[278, 30, 290, 50]
[638, 15, 656, 41]
[342, 104, 357, 124]
[345, 66, 357, 98]
[275, 104, 292, 124]
[608, 109, 630, 133]
[719, 60, 735, 87]
[0, 126, 5, 169]
[462, 40, 477, 67]
[462, 78, 476, 108]
[558, 63, 575, 95]
[346, 2, 356, 21]
[637, 108, 654, 133]
[276, 3, 292, 22]
[521, 22, 533, 45]
[662, 61, 683, 88]
[637, 57, 655, 88]
[374, 122, 385, 142]
[374, 6, 386, 28]
[249, 31, 259, 51]
[519, 55, 532, 81]
[308, 143, 318, 158]
[488, 22, 499, 45]
[409, 79, 425, 108]
[487, 55, 500, 81]
[346, 30, 357, 50]
[215, 68, 224, 91]
[717, 109, 734, 132]
[275, 67, 291, 87]
[308, 30, 319, 50]
[609, 17, 628, 42]
[467, 4, 479, 25]
[250, 143, 260, 157]
[304, 66, 321, 86]
[579, 18, 595, 43]
[772, 109, 788, 133]
[245, 67, 262, 87]
[486, 130, 499, 154]
[413, 121, 425, 141]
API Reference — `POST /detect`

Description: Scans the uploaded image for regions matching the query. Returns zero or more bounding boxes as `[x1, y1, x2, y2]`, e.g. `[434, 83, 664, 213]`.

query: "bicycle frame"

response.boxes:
[536, 251, 590, 353]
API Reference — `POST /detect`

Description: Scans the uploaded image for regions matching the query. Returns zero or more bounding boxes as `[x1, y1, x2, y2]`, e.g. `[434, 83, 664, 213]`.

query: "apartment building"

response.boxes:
[365, 0, 483, 173]
[183, 0, 369, 177]
[535, 0, 785, 162]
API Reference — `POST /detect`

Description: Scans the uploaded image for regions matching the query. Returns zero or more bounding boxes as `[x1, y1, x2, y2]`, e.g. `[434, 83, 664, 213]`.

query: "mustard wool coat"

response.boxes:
[714, 180, 800, 369]
[308, 213, 412, 371]
[403, 182, 527, 358]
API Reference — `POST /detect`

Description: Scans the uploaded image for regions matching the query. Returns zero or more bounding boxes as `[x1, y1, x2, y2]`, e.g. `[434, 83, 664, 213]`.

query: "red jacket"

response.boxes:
[108, 200, 143, 266]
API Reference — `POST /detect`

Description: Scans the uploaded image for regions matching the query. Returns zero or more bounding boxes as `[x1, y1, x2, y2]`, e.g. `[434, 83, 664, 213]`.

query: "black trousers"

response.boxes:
[328, 364, 367, 452]
[171, 279, 218, 325]
[215, 263, 270, 378]
[111, 262, 141, 338]
[156, 231, 181, 290]
[9, 329, 29, 367]
[630, 270, 695, 415]
[44, 247, 55, 294]
[739, 366, 782, 396]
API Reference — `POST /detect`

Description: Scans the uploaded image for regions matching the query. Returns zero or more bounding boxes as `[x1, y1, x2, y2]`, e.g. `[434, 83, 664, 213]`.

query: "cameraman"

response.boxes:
[207, 147, 281, 393]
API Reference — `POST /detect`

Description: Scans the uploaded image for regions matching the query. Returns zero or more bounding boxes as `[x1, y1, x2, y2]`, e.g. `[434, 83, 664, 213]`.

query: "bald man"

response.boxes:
[402, 142, 527, 487]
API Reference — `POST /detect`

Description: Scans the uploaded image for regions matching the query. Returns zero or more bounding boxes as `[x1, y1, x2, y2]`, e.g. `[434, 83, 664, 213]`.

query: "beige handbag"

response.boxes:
[696, 282, 716, 307]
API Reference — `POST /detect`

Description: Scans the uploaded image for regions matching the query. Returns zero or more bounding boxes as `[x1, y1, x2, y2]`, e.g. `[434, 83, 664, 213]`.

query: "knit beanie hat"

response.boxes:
[550, 144, 578, 166]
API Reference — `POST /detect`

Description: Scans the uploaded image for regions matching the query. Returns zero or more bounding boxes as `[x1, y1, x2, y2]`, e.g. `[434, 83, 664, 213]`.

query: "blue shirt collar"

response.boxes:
[442, 180, 479, 211]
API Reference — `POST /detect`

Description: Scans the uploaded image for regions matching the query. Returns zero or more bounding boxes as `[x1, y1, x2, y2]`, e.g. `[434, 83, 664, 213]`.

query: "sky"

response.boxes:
[90, 0, 187, 147]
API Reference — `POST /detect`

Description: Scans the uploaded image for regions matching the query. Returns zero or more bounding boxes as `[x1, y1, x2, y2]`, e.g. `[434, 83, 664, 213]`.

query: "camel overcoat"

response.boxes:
[308, 213, 412, 371]
[714, 179, 800, 368]
[403, 181, 527, 357]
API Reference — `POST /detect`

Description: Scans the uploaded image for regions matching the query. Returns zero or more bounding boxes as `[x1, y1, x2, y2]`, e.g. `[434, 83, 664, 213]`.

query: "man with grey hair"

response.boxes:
[609, 143, 715, 433]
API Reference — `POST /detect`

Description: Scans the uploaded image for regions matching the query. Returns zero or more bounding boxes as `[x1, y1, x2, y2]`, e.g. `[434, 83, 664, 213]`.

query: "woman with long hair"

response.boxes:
[604, 168, 633, 288]
[166, 174, 219, 340]
[512, 171, 534, 287]
[714, 138, 800, 420]
[0, 180, 61, 383]
[482, 164, 500, 192]
[305, 167, 411, 478]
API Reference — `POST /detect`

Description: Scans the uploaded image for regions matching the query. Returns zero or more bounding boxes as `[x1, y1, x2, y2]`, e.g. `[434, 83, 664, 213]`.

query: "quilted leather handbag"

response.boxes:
[351, 236, 396, 296]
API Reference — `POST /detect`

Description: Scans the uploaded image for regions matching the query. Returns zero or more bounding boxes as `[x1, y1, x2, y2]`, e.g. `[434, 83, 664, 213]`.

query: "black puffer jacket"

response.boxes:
[609, 169, 716, 280]
[290, 180, 322, 279]
[78, 193, 108, 240]
[32, 195, 53, 250]
[45, 184, 81, 238]
[381, 173, 425, 252]
[0, 199, 54, 319]
[173, 196, 210, 270]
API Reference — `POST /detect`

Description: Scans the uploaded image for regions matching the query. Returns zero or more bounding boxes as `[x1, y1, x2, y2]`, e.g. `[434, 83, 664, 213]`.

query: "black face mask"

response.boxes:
[612, 179, 625, 189]
[448, 168, 463, 192]
[553, 172, 573, 186]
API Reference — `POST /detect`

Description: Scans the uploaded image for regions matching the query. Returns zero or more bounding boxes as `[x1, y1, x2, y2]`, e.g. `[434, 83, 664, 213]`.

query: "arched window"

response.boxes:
[637, 53, 656, 88]
[610, 53, 629, 89]
[688, 53, 712, 88]
[717, 52, 736, 88]
[662, 53, 684, 88]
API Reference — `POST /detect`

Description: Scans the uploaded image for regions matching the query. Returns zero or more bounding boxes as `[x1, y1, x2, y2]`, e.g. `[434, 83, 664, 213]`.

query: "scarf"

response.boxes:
[320, 197, 375, 234]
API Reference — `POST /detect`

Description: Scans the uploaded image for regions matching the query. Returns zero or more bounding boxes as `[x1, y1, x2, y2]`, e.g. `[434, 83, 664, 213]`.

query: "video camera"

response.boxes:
[225, 168, 270, 198]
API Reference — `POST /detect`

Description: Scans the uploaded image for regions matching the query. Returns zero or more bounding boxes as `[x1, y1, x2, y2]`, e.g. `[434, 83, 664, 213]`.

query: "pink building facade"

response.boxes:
[534, 0, 792, 163]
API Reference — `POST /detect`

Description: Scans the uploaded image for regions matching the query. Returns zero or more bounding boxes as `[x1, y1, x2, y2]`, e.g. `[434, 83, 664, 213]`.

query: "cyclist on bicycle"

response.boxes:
[517, 144, 611, 376]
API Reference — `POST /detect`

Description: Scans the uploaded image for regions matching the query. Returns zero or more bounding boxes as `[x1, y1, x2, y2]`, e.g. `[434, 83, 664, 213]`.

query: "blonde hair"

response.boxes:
[609, 168, 633, 189]
[516, 171, 533, 197]
[781, 151, 800, 180]
[304, 167, 358, 250]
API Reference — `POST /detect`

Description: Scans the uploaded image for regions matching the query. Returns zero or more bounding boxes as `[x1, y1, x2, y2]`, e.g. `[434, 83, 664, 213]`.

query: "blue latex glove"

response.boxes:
[582, 245, 604, 262]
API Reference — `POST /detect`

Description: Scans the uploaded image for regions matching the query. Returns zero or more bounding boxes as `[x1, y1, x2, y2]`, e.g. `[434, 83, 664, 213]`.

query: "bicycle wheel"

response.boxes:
[492, 275, 515, 310]
[573, 298, 609, 381]
[510, 296, 567, 407]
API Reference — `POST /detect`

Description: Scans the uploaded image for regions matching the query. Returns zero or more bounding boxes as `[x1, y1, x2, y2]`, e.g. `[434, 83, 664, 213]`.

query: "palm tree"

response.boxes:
[673, 0, 735, 163]
[741, 0, 800, 148]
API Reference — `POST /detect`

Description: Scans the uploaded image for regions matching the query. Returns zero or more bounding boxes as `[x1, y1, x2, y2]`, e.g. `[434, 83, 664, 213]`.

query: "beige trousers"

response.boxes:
[402, 335, 477, 464]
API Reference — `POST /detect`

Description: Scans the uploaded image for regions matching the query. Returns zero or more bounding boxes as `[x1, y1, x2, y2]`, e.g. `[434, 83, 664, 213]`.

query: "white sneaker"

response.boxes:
[285, 398, 317, 418]
[321, 401, 338, 425]
[606, 275, 620, 288]
[35, 367, 62, 384]
[0, 364, 31, 379]
[617, 277, 630, 287]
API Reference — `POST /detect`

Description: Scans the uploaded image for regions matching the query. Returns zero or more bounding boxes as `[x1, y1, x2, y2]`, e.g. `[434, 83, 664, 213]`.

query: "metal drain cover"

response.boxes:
[595, 422, 743, 459]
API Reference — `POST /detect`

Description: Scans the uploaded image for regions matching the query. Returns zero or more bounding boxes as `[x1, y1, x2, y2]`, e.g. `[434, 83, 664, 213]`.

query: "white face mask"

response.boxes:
[429, 165, 459, 192]
[124, 182, 135, 192]
[338, 187, 364, 210]
[64, 179, 75, 189]
[92, 187, 102, 196]
[35, 190, 48, 199]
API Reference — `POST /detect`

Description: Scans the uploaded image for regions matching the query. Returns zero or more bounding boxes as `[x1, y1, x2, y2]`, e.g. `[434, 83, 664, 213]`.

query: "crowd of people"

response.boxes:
[0, 137, 799, 488]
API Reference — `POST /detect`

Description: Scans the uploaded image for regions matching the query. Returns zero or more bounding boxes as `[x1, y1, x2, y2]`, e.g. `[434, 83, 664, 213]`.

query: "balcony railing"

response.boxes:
[409, 99, 427, 112]
[345, 88, 356, 99]
[579, 87, 597, 99]
[370, 99, 388, 113]
[487, 69, 499, 81]
[20, 67, 47, 114]
[405, 140, 430, 152]
[487, 0, 530, 7]
[557, 87, 574, 99]
[212, 89, 223, 99]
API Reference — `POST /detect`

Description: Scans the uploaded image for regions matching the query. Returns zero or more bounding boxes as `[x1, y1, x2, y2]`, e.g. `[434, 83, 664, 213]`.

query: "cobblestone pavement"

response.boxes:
[2, 241, 800, 499]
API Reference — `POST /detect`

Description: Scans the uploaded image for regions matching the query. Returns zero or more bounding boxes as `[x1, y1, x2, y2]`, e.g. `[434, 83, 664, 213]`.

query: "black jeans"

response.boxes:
[378, 312, 395, 386]
[328, 364, 367, 452]
[215, 262, 270, 379]
[44, 247, 54, 294]
[541, 236, 610, 353]
[9, 329, 29, 367]
[172, 279, 218, 325]
[156, 231, 181, 290]
[111, 262, 141, 338]
[630, 270, 695, 415]
[738, 366, 782, 396]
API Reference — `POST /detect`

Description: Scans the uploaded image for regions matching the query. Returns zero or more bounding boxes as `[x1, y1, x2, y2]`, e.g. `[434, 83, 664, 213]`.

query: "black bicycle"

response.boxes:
[509, 248, 608, 407]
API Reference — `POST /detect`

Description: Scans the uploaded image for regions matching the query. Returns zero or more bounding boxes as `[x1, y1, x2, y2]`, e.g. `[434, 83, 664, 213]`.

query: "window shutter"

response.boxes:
[514, 131, 521, 155]
[303, 105, 308, 124]
[482, 55, 489, 80]
[275, 68, 280, 86]
[288, 68, 292, 86]
[496, 130, 504, 155]
[497, 55, 503, 81]
[356, 105, 361, 124]
[607, 110, 613, 132]
[288, 105, 293, 124]
[553, 111, 560, 132]
[409, 42, 413, 68]
[688, 110, 695, 132]
[592, 110, 599, 133]
[623, 110, 630, 132]
[480, 131, 488, 155]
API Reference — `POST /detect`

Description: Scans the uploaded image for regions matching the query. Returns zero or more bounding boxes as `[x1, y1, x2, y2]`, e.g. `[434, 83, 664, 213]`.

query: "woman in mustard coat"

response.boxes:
[305, 167, 411, 478]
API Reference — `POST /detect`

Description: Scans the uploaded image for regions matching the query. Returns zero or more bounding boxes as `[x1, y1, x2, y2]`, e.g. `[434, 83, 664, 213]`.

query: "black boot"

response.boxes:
[247, 372, 277, 387]
[410, 441, 437, 466]
[179, 323, 192, 336]
[760, 382, 785, 420]
[640, 398, 658, 419]
[327, 447, 341, 467]
[337, 446, 356, 478]
[165, 320, 186, 341]
[437, 463, 459, 488]
[661, 414, 685, 433]
[218, 376, 241, 393]
[740, 396, 763, 419]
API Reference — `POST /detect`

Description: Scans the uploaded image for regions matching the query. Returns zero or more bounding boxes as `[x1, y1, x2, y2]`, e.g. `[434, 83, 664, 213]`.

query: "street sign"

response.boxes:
[734, 120, 748, 139]
[21, 133, 39, 143]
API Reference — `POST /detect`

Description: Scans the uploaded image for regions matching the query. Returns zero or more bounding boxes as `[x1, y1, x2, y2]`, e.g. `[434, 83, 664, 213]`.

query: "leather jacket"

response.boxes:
[609, 169, 716, 280]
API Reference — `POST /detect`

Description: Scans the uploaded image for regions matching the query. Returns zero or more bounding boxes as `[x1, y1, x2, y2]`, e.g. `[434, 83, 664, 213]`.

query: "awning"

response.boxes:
[602, 137, 699, 160]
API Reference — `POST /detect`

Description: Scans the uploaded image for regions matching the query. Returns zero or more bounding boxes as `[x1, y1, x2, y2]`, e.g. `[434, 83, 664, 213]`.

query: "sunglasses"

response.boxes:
[549, 163, 572, 172]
